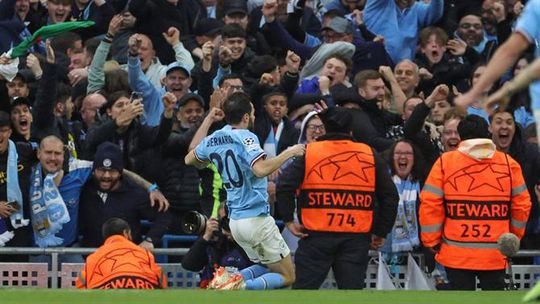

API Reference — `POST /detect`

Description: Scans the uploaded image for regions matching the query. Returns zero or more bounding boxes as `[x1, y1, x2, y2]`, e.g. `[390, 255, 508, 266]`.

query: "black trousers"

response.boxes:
[293, 235, 370, 289]
[445, 267, 506, 290]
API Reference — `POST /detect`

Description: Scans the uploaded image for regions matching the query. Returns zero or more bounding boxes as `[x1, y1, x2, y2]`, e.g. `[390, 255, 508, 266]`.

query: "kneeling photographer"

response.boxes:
[181, 203, 253, 289]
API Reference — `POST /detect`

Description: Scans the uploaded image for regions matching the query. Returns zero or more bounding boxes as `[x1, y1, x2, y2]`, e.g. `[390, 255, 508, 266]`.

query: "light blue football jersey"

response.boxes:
[195, 125, 270, 220]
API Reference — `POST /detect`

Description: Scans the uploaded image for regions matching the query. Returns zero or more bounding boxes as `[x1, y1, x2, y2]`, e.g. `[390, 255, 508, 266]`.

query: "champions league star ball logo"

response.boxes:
[243, 138, 255, 146]
[103, 158, 112, 168]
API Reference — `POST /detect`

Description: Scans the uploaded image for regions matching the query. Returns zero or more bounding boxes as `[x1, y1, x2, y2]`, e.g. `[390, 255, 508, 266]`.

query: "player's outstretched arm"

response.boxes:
[485, 57, 540, 111]
[185, 150, 209, 169]
[252, 144, 305, 178]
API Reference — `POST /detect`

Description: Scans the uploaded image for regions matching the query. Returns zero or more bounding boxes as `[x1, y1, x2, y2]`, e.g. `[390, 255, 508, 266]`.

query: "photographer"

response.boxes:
[181, 203, 253, 289]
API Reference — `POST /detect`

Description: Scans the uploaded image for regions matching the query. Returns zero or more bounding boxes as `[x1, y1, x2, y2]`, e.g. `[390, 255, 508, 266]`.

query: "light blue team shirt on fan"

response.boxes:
[195, 125, 270, 220]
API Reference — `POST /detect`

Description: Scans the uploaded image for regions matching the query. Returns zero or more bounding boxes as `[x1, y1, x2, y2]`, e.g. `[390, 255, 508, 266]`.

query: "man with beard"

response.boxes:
[185, 92, 306, 290]
[352, 69, 403, 143]
[78, 142, 173, 249]
[481, 0, 512, 43]
[29, 135, 169, 263]
[175, 93, 204, 131]
[455, 14, 498, 62]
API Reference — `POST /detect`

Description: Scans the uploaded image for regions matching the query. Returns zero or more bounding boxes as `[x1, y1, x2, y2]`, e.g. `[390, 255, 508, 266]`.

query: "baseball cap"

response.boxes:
[10, 97, 32, 112]
[11, 71, 31, 84]
[223, 0, 248, 16]
[319, 107, 352, 134]
[194, 18, 224, 37]
[93, 142, 124, 172]
[0, 111, 11, 128]
[322, 17, 353, 34]
[178, 93, 205, 108]
[165, 62, 191, 77]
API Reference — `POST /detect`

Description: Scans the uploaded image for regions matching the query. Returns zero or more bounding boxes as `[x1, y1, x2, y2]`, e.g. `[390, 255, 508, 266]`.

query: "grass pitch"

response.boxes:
[0, 289, 528, 304]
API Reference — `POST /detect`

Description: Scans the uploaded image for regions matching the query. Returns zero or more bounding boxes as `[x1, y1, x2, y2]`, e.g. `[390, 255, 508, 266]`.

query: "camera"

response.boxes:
[130, 91, 143, 102]
[7, 201, 19, 211]
[181, 211, 230, 235]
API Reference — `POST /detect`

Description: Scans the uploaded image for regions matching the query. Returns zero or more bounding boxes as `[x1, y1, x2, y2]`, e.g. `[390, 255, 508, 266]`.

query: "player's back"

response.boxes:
[195, 125, 270, 220]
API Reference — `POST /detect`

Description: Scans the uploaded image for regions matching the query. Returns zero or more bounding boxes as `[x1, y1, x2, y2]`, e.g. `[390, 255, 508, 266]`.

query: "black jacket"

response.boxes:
[31, 62, 84, 157]
[276, 133, 399, 238]
[508, 128, 540, 237]
[79, 175, 174, 248]
[0, 143, 36, 254]
[84, 116, 173, 171]
[403, 102, 442, 167]
[415, 53, 471, 96]
[129, 0, 196, 64]
[191, 48, 256, 93]
[159, 128, 201, 215]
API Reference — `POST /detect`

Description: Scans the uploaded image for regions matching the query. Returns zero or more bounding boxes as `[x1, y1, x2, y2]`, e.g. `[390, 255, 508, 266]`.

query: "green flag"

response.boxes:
[10, 21, 95, 58]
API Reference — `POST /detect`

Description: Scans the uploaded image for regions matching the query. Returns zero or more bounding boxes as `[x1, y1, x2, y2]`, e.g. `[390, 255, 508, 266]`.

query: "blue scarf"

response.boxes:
[388, 175, 420, 252]
[29, 164, 70, 247]
[0, 140, 28, 246]
[263, 120, 284, 158]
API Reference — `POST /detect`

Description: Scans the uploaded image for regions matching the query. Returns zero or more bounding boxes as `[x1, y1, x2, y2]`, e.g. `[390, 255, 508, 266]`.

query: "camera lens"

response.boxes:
[181, 211, 208, 235]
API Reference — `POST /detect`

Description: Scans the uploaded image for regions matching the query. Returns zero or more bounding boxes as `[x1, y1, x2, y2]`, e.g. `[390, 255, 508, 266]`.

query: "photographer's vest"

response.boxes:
[298, 140, 376, 233]
[420, 151, 529, 270]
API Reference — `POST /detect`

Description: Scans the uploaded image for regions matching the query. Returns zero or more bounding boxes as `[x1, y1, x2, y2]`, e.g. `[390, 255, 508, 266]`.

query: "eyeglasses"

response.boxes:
[95, 167, 120, 176]
[306, 124, 325, 132]
[459, 23, 483, 30]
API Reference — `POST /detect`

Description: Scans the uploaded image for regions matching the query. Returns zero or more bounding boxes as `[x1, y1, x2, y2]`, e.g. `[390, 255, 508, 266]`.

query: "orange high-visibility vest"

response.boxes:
[76, 235, 167, 289]
[298, 140, 376, 233]
[420, 150, 531, 270]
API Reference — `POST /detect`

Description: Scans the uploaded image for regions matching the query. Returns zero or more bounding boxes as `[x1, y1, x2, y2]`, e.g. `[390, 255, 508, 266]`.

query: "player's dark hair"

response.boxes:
[102, 218, 130, 239]
[222, 92, 252, 125]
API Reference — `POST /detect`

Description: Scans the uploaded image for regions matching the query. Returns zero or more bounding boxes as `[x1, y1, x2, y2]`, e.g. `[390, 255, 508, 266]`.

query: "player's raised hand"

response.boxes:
[206, 107, 225, 123]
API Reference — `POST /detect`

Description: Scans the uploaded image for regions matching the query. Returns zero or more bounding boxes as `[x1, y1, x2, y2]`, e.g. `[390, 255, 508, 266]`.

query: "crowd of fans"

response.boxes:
[0, 0, 539, 289]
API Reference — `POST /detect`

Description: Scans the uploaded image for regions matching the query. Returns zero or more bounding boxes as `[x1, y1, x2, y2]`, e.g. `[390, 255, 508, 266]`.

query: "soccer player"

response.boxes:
[185, 92, 305, 290]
